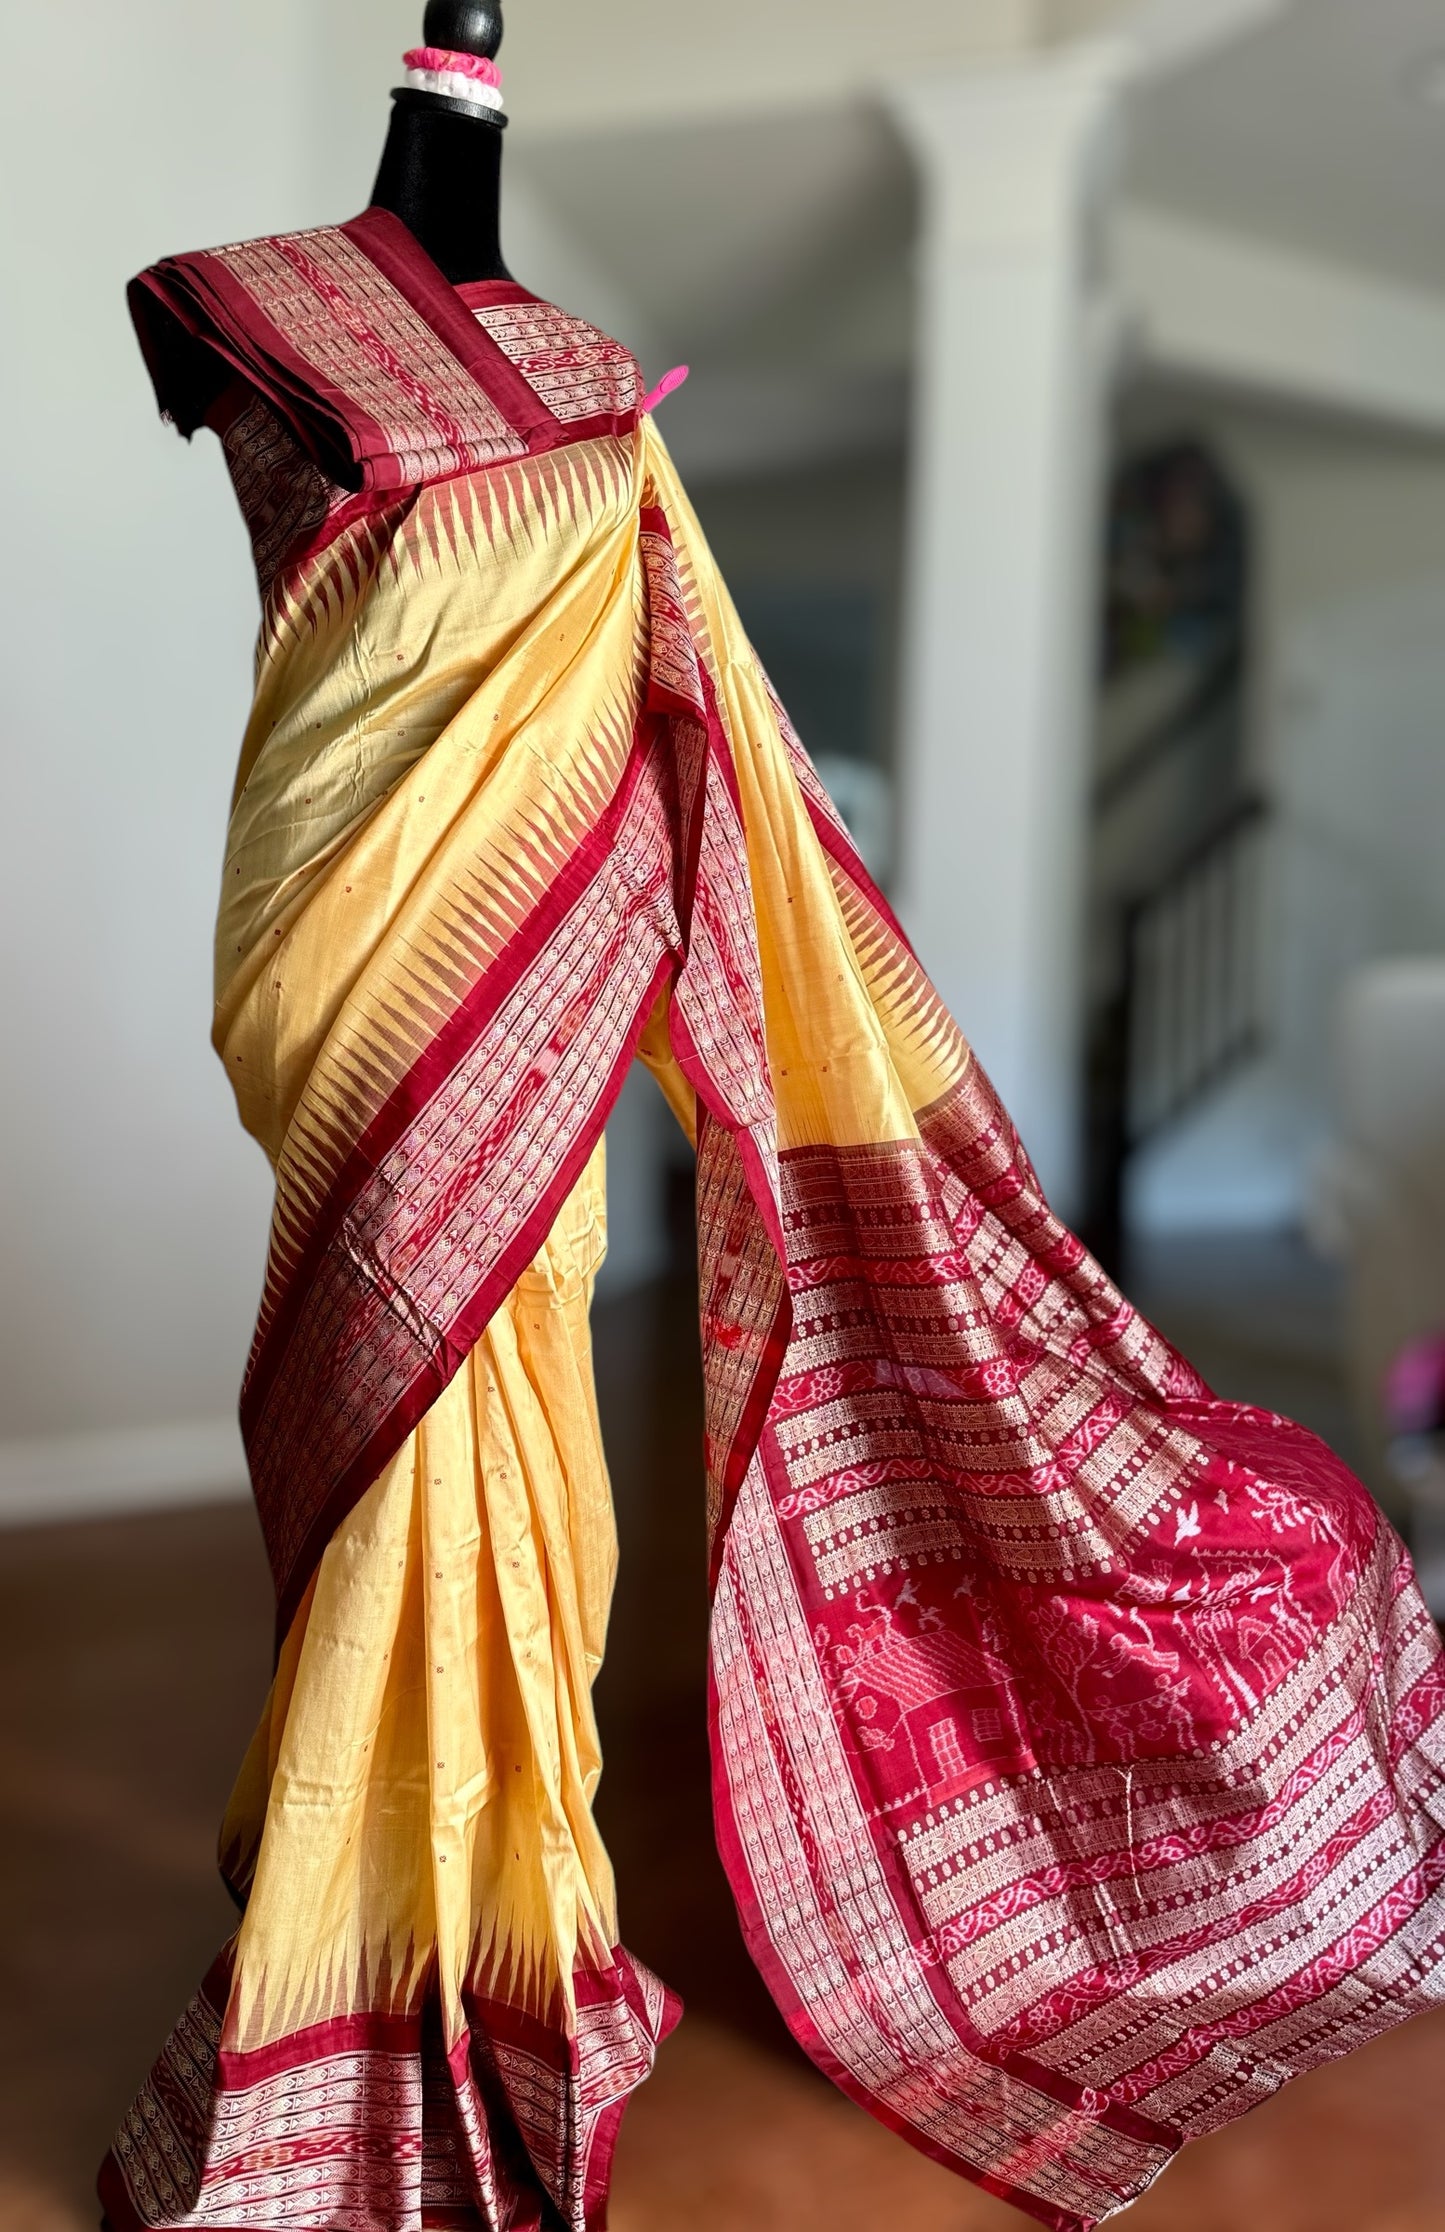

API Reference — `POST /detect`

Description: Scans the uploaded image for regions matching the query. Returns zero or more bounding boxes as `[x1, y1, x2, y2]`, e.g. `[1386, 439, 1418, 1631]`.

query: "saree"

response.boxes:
[105, 206, 1445, 2232]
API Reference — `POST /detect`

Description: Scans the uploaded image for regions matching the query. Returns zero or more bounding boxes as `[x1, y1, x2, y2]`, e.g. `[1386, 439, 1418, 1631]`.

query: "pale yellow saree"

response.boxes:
[105, 209, 1445, 2232]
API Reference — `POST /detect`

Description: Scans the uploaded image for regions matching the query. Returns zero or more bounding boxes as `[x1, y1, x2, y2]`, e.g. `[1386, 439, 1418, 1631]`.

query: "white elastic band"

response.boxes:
[404, 65, 505, 111]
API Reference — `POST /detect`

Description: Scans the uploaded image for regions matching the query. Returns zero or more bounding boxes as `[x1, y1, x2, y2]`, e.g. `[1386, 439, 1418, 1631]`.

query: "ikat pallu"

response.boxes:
[108, 206, 1445, 2232]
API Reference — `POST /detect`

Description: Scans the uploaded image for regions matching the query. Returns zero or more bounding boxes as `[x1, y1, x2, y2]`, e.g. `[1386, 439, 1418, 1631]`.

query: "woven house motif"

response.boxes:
[822, 1593, 1033, 1804]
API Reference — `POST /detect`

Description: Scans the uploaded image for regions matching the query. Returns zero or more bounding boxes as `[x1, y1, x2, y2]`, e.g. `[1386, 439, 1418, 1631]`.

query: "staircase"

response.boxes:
[1080, 437, 1268, 1276]
[1083, 793, 1269, 1276]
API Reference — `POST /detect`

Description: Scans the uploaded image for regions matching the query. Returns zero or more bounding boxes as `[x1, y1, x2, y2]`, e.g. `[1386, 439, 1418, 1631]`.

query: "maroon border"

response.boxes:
[703, 1428, 1182, 2232]
[577, 1984, 684, 2232]
[248, 540, 792, 1633]
[270, 943, 674, 1644]
[98, 1945, 681, 2232]
[344, 207, 648, 455]
[246, 722, 665, 1423]
[802, 781, 919, 957]
[251, 752, 679, 1637]
[341, 207, 560, 450]
[652, 633, 797, 1575]
[343, 207, 648, 454]
[131, 206, 647, 505]
[129, 260, 381, 490]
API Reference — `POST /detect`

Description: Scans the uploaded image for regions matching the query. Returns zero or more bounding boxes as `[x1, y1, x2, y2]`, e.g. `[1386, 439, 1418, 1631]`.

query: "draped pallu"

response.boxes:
[108, 207, 1445, 2232]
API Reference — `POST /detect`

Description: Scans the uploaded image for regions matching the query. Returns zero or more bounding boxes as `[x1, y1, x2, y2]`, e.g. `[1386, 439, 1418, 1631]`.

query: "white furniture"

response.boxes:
[1317, 960, 1445, 1597]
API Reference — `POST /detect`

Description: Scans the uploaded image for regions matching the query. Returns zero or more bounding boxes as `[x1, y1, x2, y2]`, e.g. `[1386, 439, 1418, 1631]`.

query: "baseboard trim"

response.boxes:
[0, 1419, 250, 1529]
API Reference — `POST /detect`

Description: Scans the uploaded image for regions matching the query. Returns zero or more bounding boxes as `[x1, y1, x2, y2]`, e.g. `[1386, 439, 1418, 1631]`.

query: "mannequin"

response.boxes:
[370, 0, 513, 285]
[115, 31, 1445, 2223]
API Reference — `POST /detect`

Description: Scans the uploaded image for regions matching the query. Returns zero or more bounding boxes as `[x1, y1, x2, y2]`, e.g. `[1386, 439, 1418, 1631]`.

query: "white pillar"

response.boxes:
[887, 49, 1127, 1215]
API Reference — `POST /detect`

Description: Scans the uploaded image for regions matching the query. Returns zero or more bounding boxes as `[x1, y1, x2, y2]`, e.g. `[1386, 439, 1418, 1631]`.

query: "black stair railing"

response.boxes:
[1083, 794, 1269, 1277]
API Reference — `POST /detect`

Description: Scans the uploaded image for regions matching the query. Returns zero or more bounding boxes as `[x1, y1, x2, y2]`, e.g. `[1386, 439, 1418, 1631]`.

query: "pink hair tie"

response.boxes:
[404, 47, 502, 84]
[642, 365, 690, 416]
[402, 47, 505, 111]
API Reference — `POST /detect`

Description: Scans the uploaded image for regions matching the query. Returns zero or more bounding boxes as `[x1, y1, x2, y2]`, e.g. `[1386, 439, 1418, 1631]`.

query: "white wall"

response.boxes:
[0, 5, 332, 1447]
[1130, 411, 1445, 1232]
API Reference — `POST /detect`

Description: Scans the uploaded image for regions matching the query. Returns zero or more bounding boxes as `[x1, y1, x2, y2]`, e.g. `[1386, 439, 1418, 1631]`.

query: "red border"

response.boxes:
[703, 1428, 1182, 2232]
[245, 730, 668, 1428]
[341, 208, 558, 451]
[345, 208, 645, 454]
[97, 1947, 681, 2232]
[129, 258, 382, 489]
[130, 206, 647, 505]
[272, 942, 674, 1643]
[250, 526, 795, 1633]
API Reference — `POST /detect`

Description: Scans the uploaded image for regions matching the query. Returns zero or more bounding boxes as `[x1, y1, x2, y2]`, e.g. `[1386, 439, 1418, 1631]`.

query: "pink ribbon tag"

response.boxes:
[641, 365, 690, 416]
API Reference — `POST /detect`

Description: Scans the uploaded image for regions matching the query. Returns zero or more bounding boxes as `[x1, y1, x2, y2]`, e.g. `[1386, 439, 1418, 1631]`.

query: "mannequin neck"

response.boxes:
[370, 99, 511, 286]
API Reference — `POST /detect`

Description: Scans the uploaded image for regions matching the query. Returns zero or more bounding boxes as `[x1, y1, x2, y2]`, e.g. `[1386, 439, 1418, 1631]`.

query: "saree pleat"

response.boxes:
[106, 212, 1445, 2232]
[105, 1146, 671, 2232]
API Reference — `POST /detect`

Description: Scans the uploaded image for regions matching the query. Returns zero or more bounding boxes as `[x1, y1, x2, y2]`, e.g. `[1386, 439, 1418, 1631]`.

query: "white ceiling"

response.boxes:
[1128, 0, 1445, 296]
[509, 105, 917, 478]
[514, 107, 915, 358]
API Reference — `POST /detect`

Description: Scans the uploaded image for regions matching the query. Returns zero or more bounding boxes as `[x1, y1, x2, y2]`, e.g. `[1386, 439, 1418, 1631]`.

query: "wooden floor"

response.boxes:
[3, 1264, 1445, 2230]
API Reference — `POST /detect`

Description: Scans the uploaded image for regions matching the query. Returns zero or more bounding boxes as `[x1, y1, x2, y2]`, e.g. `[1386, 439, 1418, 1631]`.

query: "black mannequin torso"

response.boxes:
[370, 0, 513, 286]
[371, 103, 510, 285]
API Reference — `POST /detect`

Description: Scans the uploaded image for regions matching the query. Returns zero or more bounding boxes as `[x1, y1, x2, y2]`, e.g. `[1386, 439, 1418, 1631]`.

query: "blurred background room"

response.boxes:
[4, 1, 1445, 2226]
